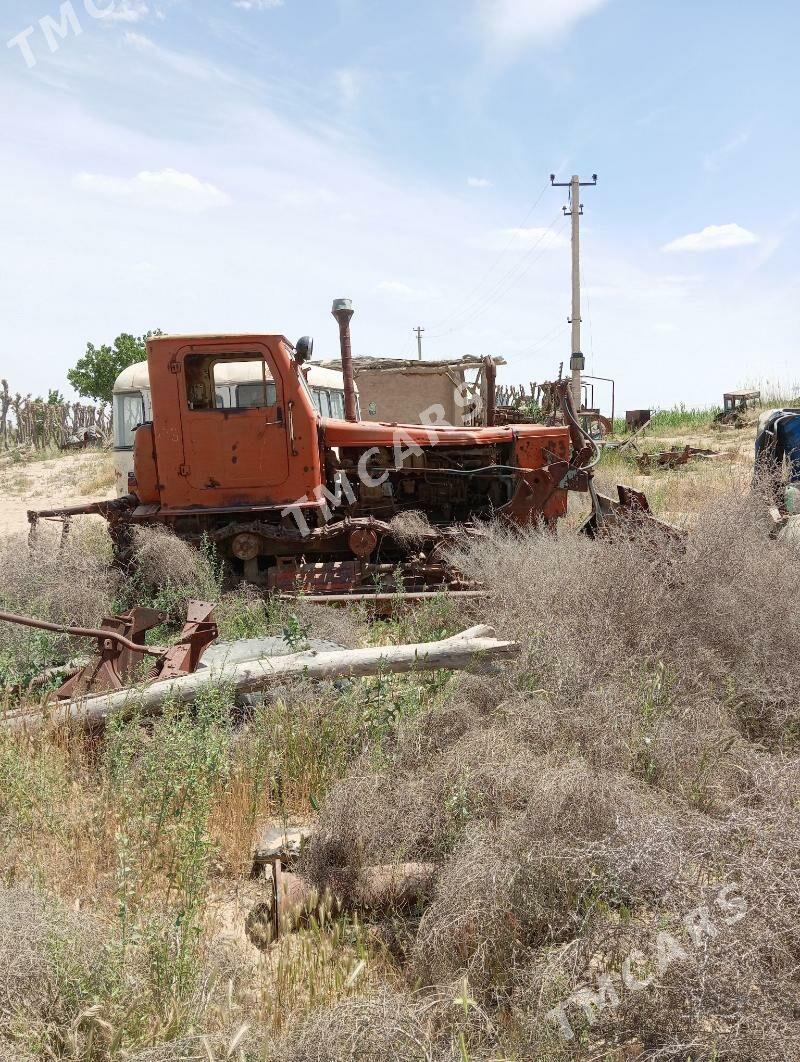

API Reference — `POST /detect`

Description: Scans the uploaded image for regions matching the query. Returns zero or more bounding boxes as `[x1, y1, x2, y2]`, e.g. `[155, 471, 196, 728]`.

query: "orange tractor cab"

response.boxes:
[30, 300, 600, 593]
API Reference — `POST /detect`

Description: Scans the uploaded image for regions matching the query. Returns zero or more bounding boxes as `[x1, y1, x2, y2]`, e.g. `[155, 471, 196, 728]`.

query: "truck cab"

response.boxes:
[133, 334, 324, 513]
[114, 355, 356, 499]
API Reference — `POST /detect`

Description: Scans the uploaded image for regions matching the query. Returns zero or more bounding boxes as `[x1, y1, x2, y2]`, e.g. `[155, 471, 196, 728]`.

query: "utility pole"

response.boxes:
[413, 326, 424, 361]
[550, 173, 597, 409]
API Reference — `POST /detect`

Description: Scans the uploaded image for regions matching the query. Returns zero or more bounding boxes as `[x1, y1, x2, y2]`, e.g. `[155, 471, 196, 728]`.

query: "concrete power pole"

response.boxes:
[413, 326, 425, 361]
[550, 173, 597, 408]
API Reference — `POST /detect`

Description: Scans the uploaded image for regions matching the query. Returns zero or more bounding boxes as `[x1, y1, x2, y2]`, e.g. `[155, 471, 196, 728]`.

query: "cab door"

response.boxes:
[178, 346, 290, 496]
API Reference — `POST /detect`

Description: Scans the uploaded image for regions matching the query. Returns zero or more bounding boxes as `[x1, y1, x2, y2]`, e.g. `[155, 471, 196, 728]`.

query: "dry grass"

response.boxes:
[129, 527, 216, 590]
[273, 989, 435, 1061]
[0, 885, 127, 1058]
[79, 455, 117, 495]
[302, 479, 800, 1057]
[0, 524, 118, 689]
[389, 510, 436, 547]
[3, 442, 800, 1058]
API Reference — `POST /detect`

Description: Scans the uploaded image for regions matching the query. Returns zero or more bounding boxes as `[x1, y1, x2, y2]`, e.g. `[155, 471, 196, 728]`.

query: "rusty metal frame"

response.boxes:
[0, 601, 218, 701]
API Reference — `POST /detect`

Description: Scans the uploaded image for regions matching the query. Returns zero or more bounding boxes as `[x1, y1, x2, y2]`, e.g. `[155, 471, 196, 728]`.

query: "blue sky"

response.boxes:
[1, 0, 798, 413]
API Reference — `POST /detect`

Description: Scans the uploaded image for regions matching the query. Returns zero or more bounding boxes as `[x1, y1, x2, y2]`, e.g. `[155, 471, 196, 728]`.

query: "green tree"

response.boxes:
[67, 331, 163, 403]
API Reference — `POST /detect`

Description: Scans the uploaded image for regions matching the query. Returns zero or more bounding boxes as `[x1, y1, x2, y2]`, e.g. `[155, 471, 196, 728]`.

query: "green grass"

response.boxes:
[612, 404, 721, 435]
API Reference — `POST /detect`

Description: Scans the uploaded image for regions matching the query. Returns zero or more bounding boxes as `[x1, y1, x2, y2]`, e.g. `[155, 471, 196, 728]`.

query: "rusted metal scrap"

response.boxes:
[0, 600, 217, 701]
[580, 484, 684, 541]
[636, 445, 718, 473]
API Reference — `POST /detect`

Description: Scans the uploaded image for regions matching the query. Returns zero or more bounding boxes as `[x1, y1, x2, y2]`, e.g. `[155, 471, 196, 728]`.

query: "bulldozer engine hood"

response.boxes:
[321, 418, 550, 449]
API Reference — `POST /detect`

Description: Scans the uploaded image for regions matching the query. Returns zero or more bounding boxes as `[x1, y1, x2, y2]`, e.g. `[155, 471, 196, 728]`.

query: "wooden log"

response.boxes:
[2, 626, 517, 733]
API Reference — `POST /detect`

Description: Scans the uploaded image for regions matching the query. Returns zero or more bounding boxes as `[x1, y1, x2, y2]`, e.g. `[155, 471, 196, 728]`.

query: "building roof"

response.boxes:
[320, 355, 506, 375]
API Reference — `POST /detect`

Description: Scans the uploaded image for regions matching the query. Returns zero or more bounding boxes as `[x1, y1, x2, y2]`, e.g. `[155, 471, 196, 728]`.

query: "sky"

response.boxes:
[1, 0, 798, 415]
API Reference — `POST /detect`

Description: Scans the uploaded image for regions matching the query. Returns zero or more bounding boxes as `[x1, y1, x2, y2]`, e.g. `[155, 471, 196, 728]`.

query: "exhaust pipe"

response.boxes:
[331, 298, 359, 423]
[483, 356, 497, 427]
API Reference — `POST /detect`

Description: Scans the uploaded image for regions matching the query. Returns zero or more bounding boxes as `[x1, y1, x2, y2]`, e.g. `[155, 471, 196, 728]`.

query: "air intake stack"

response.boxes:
[331, 298, 359, 422]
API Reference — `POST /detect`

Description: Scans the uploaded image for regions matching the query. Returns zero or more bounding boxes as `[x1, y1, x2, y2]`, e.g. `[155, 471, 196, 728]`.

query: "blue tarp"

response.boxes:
[782, 415, 800, 482]
[755, 409, 800, 483]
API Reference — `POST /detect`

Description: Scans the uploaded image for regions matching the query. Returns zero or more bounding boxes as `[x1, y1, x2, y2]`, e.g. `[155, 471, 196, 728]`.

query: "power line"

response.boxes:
[522, 320, 570, 359]
[425, 177, 552, 334]
[427, 213, 569, 340]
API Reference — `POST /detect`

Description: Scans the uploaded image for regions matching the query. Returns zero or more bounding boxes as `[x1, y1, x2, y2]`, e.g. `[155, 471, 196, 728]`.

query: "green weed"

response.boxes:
[106, 685, 234, 1023]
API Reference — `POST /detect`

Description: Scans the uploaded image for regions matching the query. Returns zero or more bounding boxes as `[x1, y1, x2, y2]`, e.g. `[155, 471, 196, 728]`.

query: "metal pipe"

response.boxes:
[483, 357, 497, 427]
[559, 379, 601, 470]
[0, 609, 166, 657]
[27, 496, 135, 523]
[331, 298, 359, 422]
[583, 374, 616, 427]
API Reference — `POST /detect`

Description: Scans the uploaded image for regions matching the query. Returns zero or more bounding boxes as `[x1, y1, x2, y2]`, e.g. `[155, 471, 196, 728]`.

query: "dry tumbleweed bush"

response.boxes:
[0, 525, 118, 681]
[302, 483, 800, 1057]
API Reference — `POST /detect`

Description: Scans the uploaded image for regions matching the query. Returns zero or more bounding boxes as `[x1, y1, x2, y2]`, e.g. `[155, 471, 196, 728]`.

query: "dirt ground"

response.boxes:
[0, 449, 116, 539]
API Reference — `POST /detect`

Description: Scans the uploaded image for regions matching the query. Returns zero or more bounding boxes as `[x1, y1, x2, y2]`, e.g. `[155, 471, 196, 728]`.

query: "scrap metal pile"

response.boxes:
[636, 444, 719, 473]
[0, 601, 218, 701]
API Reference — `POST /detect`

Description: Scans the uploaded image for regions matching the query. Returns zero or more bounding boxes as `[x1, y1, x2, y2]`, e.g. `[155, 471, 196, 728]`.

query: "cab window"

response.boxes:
[184, 355, 277, 411]
[114, 391, 146, 449]
[237, 381, 277, 408]
[329, 390, 345, 419]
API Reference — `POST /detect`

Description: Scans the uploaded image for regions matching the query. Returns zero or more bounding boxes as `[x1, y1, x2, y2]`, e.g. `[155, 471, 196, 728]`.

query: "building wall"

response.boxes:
[355, 369, 463, 425]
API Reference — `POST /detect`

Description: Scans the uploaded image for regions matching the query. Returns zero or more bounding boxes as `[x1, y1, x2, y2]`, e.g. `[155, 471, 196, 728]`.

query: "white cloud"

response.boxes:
[478, 0, 611, 47]
[662, 223, 759, 253]
[280, 187, 337, 208]
[124, 31, 217, 79]
[467, 176, 492, 188]
[102, 0, 150, 21]
[586, 274, 699, 300]
[483, 226, 568, 251]
[73, 169, 231, 212]
[376, 280, 439, 300]
[233, 0, 284, 9]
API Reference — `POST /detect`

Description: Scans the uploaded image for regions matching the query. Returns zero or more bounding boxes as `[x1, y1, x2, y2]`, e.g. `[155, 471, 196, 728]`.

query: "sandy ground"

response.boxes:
[0, 450, 116, 539]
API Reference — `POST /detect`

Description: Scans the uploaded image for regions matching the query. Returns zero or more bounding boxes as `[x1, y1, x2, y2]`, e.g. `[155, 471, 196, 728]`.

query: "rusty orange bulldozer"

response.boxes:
[29, 299, 644, 596]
